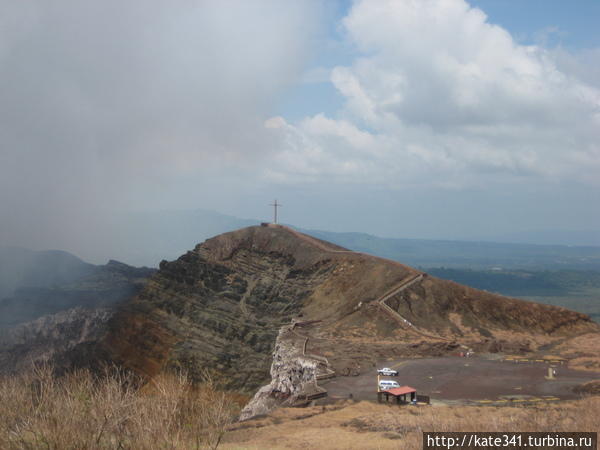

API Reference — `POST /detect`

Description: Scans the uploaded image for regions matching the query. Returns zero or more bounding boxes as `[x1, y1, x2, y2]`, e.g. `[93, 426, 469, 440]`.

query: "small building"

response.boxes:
[378, 385, 417, 404]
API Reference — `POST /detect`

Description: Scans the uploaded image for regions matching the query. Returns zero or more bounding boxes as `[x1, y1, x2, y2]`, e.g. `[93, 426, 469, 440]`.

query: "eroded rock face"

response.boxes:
[239, 328, 318, 421]
[100, 226, 342, 392]
[0, 307, 113, 374]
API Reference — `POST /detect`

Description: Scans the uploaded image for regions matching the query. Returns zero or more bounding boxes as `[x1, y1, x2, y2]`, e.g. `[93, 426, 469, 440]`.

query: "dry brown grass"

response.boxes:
[223, 398, 600, 449]
[0, 366, 239, 449]
[2, 366, 597, 450]
[554, 333, 600, 372]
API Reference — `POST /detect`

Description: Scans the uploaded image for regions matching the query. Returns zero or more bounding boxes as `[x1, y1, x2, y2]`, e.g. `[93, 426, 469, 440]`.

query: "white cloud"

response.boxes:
[267, 0, 600, 189]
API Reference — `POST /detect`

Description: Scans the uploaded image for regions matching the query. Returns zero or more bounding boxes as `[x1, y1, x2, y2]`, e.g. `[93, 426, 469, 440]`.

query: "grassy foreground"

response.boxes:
[0, 366, 239, 450]
[223, 397, 600, 449]
[1, 366, 597, 449]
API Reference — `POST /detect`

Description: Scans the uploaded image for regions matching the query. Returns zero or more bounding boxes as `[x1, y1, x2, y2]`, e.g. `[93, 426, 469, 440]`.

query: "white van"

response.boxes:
[378, 380, 400, 390]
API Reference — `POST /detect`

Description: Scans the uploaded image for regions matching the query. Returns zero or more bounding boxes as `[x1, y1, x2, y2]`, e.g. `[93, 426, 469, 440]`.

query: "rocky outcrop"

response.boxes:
[97, 225, 419, 392]
[239, 327, 319, 421]
[0, 307, 113, 374]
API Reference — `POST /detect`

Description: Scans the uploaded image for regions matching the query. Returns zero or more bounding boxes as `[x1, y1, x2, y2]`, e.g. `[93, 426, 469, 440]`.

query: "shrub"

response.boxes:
[0, 365, 238, 449]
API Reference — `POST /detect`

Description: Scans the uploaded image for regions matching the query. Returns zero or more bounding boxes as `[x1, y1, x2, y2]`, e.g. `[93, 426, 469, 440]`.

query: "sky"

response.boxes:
[1, 0, 599, 261]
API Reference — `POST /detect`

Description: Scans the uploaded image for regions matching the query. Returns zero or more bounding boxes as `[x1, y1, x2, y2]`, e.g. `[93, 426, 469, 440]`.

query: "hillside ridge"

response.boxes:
[95, 226, 596, 393]
[3, 225, 596, 411]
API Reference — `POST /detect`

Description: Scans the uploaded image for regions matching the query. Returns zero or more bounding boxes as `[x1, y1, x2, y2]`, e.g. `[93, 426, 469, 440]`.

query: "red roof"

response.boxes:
[383, 386, 416, 396]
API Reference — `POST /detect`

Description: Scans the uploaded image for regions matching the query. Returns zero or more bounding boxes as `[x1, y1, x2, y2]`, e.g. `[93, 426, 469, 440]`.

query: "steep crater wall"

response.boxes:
[100, 228, 341, 392]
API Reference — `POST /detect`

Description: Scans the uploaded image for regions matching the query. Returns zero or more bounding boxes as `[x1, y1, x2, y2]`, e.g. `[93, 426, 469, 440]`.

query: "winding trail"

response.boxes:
[289, 322, 336, 380]
[239, 278, 258, 318]
[268, 223, 453, 401]
[278, 225, 437, 336]
[377, 274, 423, 327]
[277, 224, 450, 364]
[278, 225, 424, 330]
[280, 225, 415, 269]
[374, 273, 450, 341]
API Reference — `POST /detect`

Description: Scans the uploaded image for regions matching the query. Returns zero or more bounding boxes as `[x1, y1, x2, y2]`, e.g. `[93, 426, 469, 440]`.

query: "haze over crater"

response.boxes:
[0, 0, 598, 262]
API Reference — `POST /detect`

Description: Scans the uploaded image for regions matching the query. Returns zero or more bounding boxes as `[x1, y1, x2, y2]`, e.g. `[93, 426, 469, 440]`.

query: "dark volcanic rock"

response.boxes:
[101, 226, 343, 393]
[0, 307, 113, 374]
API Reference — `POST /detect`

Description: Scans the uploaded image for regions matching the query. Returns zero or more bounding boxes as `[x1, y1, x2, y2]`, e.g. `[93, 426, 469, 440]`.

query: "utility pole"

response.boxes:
[270, 200, 282, 224]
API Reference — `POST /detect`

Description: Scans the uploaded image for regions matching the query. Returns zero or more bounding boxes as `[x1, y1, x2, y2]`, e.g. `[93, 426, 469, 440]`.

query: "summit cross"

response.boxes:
[270, 200, 282, 224]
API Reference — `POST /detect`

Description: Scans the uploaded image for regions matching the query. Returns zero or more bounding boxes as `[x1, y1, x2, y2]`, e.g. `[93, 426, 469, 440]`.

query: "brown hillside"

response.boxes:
[98, 225, 598, 391]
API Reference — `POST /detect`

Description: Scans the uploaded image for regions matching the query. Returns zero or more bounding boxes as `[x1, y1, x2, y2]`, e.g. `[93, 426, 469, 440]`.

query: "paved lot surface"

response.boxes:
[320, 356, 597, 405]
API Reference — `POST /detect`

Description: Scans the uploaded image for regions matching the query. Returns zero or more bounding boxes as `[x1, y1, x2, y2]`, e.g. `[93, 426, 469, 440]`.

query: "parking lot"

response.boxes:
[320, 356, 597, 405]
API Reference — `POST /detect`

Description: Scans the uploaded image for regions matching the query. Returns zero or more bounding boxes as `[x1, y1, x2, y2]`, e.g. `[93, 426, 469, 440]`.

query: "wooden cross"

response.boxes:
[270, 200, 282, 224]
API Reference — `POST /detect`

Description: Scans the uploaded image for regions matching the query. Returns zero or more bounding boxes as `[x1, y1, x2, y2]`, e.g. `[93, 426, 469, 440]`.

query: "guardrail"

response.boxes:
[291, 322, 336, 382]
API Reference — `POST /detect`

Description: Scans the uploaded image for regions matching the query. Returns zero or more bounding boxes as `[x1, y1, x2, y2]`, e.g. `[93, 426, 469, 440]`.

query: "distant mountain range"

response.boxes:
[0, 247, 96, 299]
[304, 229, 600, 271]
[480, 230, 600, 247]
[104, 210, 600, 270]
